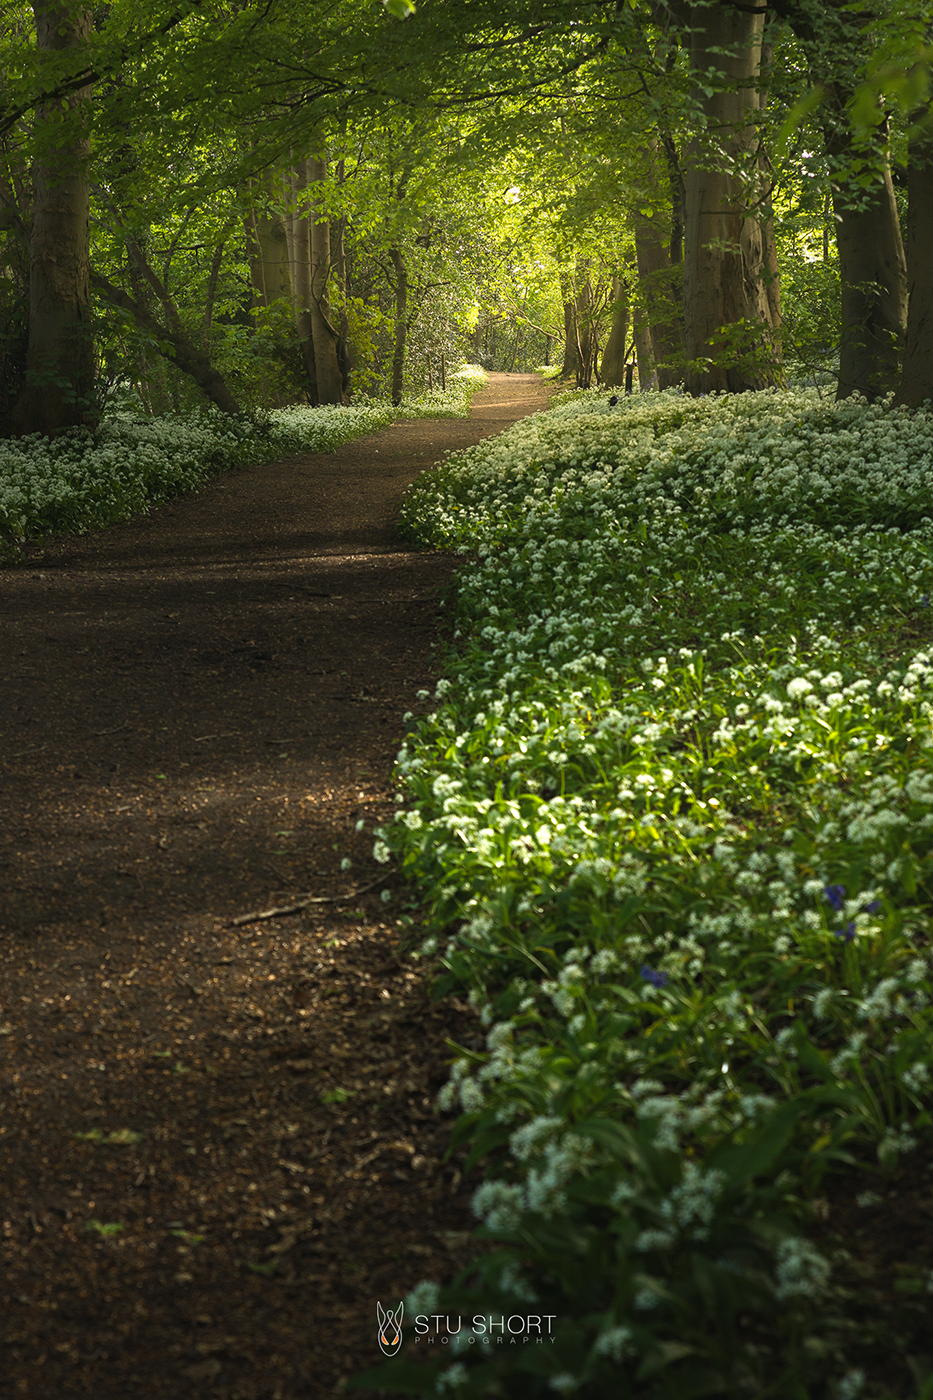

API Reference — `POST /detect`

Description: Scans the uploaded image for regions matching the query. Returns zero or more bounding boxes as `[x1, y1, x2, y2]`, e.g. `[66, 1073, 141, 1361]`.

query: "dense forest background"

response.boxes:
[0, 0, 930, 438]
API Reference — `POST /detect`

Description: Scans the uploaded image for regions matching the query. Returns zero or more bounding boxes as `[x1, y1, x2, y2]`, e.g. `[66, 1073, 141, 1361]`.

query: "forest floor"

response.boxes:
[0, 371, 558, 1400]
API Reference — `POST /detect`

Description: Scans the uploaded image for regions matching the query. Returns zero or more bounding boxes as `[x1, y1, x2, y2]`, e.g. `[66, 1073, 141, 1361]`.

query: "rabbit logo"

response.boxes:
[377, 1300, 404, 1357]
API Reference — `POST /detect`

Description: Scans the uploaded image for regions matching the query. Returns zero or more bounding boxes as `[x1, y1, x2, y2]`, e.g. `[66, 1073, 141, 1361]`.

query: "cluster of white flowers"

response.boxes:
[383, 385, 933, 1382]
[0, 365, 486, 548]
[774, 1237, 832, 1301]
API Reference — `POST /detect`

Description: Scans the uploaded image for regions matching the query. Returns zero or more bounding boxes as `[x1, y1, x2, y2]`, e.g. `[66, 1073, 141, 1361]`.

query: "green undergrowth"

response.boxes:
[0, 364, 486, 557]
[353, 386, 933, 1399]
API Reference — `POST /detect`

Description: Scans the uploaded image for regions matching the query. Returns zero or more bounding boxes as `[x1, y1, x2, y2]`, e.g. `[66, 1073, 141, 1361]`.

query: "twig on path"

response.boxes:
[6, 744, 48, 759]
[230, 874, 391, 927]
[94, 721, 128, 737]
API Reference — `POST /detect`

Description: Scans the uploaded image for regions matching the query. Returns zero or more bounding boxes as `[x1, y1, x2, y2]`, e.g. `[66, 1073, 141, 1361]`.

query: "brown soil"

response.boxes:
[0, 372, 555, 1400]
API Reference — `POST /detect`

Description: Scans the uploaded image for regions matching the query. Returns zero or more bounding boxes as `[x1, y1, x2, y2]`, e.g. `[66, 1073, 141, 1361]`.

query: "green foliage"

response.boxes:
[73, 1128, 144, 1146]
[356, 388, 933, 1397]
[84, 1220, 124, 1238]
[0, 367, 486, 554]
[211, 300, 309, 413]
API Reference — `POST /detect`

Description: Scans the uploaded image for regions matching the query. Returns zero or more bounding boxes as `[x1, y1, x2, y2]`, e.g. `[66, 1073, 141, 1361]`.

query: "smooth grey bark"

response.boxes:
[673, 1, 782, 393]
[574, 265, 597, 388]
[389, 246, 408, 406]
[290, 160, 318, 404]
[895, 112, 933, 408]
[632, 140, 684, 388]
[246, 167, 292, 308]
[307, 152, 343, 405]
[559, 280, 578, 381]
[827, 121, 907, 400]
[332, 210, 351, 393]
[599, 277, 630, 387]
[11, 0, 94, 436]
[771, 0, 906, 400]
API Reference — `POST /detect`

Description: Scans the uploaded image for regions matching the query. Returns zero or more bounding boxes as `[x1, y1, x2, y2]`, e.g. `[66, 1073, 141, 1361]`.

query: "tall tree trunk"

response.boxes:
[600, 277, 630, 387]
[825, 110, 907, 401]
[758, 26, 782, 336]
[389, 247, 408, 407]
[11, 0, 94, 437]
[246, 168, 292, 309]
[559, 275, 578, 380]
[574, 263, 595, 387]
[307, 152, 343, 405]
[773, 0, 906, 400]
[627, 324, 650, 392]
[894, 108, 933, 408]
[632, 139, 684, 388]
[674, 1, 781, 394]
[332, 211, 352, 394]
[290, 160, 317, 405]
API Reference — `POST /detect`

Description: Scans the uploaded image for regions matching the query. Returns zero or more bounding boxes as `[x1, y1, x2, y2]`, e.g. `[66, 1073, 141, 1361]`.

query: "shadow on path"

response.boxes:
[0, 372, 556, 1398]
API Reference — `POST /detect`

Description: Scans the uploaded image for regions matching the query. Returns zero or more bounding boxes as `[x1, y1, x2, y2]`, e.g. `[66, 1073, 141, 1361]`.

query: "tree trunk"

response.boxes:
[92, 268, 241, 417]
[574, 264, 595, 387]
[826, 112, 907, 401]
[758, 27, 782, 336]
[632, 140, 684, 388]
[332, 211, 352, 394]
[288, 164, 318, 408]
[11, 0, 94, 437]
[246, 168, 291, 309]
[894, 111, 933, 408]
[307, 152, 343, 405]
[389, 247, 408, 407]
[600, 277, 630, 387]
[675, 1, 781, 394]
[772, 0, 906, 401]
[559, 275, 578, 380]
[290, 160, 318, 405]
[634, 324, 656, 392]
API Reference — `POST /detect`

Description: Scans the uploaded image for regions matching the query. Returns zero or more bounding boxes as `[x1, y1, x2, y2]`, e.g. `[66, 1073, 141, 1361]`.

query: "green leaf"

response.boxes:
[707, 1100, 806, 1186]
[85, 1220, 123, 1238]
[321, 1087, 357, 1104]
[382, 0, 415, 18]
[574, 1116, 640, 1160]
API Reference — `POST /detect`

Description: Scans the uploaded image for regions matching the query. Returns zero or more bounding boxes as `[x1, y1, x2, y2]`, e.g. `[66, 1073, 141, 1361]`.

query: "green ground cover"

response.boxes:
[0, 366, 486, 557]
[357, 386, 933, 1399]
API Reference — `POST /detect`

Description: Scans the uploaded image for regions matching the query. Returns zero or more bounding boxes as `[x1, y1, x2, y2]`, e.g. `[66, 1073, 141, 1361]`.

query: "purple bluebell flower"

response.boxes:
[640, 964, 669, 988]
[835, 922, 856, 943]
[862, 900, 881, 915]
[921, 595, 930, 608]
[823, 884, 846, 913]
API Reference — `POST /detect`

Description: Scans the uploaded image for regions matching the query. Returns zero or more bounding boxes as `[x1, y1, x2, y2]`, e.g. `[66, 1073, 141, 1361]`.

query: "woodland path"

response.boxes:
[0, 371, 555, 1399]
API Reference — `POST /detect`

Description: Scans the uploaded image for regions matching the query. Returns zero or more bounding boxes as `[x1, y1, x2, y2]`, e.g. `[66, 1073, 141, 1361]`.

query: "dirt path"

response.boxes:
[0, 372, 554, 1399]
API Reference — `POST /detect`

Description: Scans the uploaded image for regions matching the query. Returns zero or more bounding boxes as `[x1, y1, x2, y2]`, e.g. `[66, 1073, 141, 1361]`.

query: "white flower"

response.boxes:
[835, 1371, 866, 1400]
[786, 678, 813, 700]
[593, 1324, 633, 1362]
[372, 839, 391, 864]
[471, 1180, 524, 1232]
[774, 1237, 830, 1300]
[406, 1280, 440, 1315]
[435, 1363, 469, 1393]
